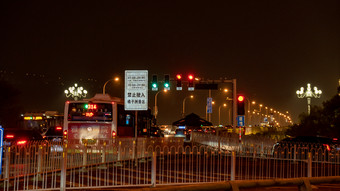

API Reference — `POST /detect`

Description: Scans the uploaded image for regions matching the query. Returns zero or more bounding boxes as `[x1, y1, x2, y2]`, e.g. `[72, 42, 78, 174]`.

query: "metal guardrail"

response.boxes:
[140, 176, 340, 191]
[1, 136, 340, 190]
[191, 132, 277, 153]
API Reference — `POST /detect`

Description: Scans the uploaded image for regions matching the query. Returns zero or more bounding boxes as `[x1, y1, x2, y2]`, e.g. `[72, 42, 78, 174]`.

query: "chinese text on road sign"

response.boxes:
[125, 70, 148, 111]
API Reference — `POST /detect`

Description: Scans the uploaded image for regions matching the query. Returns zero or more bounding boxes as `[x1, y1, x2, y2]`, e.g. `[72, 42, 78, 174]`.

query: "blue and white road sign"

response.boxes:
[264, 117, 268, 123]
[237, 115, 245, 127]
[0, 126, 3, 175]
[207, 97, 212, 114]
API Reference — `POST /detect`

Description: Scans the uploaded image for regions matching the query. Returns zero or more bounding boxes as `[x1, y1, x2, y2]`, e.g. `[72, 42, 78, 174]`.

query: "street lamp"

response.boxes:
[244, 98, 253, 127]
[258, 104, 263, 123]
[64, 83, 87, 101]
[154, 89, 167, 120]
[182, 95, 194, 118]
[218, 103, 227, 126]
[296, 83, 322, 115]
[103, 76, 120, 94]
[225, 97, 233, 125]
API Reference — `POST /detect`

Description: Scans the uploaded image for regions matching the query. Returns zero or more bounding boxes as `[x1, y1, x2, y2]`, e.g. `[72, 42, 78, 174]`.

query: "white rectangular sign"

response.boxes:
[125, 70, 148, 110]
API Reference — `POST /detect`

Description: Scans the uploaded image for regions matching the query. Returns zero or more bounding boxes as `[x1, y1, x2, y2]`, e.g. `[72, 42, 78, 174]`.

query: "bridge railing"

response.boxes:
[1, 137, 340, 190]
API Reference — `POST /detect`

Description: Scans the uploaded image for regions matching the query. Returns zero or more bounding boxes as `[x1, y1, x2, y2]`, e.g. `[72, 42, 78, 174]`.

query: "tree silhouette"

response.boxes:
[287, 94, 340, 138]
[0, 80, 21, 128]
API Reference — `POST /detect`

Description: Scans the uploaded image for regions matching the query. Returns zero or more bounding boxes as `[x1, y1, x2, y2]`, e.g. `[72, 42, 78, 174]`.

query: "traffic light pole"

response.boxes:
[232, 79, 237, 131]
[197, 79, 237, 129]
[153, 76, 237, 129]
[198, 78, 237, 129]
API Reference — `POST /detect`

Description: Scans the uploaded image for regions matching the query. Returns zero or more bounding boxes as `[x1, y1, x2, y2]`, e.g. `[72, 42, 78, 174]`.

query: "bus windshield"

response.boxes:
[68, 102, 113, 122]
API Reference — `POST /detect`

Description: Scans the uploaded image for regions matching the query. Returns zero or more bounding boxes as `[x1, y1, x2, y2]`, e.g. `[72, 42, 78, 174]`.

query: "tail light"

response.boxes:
[198, 129, 202, 132]
[6, 134, 14, 139]
[112, 131, 116, 138]
[56, 126, 62, 130]
[17, 140, 27, 145]
[323, 144, 331, 151]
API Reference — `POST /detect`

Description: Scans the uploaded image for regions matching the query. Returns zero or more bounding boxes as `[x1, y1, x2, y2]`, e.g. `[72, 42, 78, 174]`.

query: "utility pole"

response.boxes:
[232, 79, 237, 131]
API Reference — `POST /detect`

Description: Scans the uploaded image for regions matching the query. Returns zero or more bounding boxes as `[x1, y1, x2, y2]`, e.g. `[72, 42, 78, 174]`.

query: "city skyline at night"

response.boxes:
[0, 1, 339, 125]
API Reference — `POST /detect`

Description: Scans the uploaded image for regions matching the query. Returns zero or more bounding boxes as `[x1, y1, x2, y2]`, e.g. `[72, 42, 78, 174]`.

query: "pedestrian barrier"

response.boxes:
[0, 136, 339, 190]
[138, 176, 340, 191]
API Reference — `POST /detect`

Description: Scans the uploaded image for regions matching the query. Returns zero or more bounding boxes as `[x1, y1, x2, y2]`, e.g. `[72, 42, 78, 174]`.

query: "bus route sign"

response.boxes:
[125, 70, 148, 111]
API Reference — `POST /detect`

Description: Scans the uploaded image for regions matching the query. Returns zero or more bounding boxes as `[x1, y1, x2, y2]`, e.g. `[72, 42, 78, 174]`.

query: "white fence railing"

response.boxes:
[1, 136, 340, 190]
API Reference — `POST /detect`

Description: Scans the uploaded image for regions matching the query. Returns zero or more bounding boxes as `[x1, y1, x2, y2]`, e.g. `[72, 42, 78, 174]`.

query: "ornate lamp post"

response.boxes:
[296, 83, 322, 115]
[64, 83, 88, 101]
[182, 95, 194, 118]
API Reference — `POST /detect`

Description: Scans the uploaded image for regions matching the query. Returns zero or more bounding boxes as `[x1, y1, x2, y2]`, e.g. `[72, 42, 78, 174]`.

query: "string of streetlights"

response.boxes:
[248, 101, 293, 127]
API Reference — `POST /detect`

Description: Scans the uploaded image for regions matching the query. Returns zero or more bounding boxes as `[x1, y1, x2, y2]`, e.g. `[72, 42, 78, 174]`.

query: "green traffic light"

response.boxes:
[152, 83, 157, 88]
[164, 83, 169, 88]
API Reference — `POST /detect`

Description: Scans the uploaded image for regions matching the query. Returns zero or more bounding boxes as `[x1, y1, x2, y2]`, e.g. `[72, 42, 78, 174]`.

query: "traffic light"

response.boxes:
[164, 74, 170, 90]
[237, 95, 245, 115]
[176, 74, 182, 90]
[151, 75, 158, 91]
[188, 74, 194, 91]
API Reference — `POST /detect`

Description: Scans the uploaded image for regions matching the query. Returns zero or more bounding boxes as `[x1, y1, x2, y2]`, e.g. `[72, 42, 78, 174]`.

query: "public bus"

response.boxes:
[63, 94, 154, 145]
[20, 111, 64, 134]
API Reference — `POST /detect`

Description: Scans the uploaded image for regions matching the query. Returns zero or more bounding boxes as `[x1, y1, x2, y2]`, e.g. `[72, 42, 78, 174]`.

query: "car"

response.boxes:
[174, 128, 191, 141]
[203, 127, 216, 134]
[272, 136, 340, 160]
[149, 126, 163, 137]
[175, 127, 203, 142]
[44, 126, 63, 141]
[43, 126, 64, 152]
[3, 128, 44, 146]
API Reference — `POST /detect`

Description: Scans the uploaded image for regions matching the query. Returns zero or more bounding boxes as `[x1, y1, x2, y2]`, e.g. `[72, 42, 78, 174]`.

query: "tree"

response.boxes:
[287, 95, 340, 137]
[0, 80, 21, 128]
[287, 94, 340, 138]
[322, 95, 340, 136]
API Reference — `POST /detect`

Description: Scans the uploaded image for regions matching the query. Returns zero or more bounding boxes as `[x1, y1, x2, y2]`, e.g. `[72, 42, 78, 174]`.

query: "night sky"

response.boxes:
[0, 1, 339, 125]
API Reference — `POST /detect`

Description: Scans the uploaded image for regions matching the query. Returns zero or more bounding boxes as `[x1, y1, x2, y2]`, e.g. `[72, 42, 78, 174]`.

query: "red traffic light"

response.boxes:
[237, 95, 245, 115]
[238, 96, 244, 102]
[176, 74, 182, 90]
[188, 74, 194, 90]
